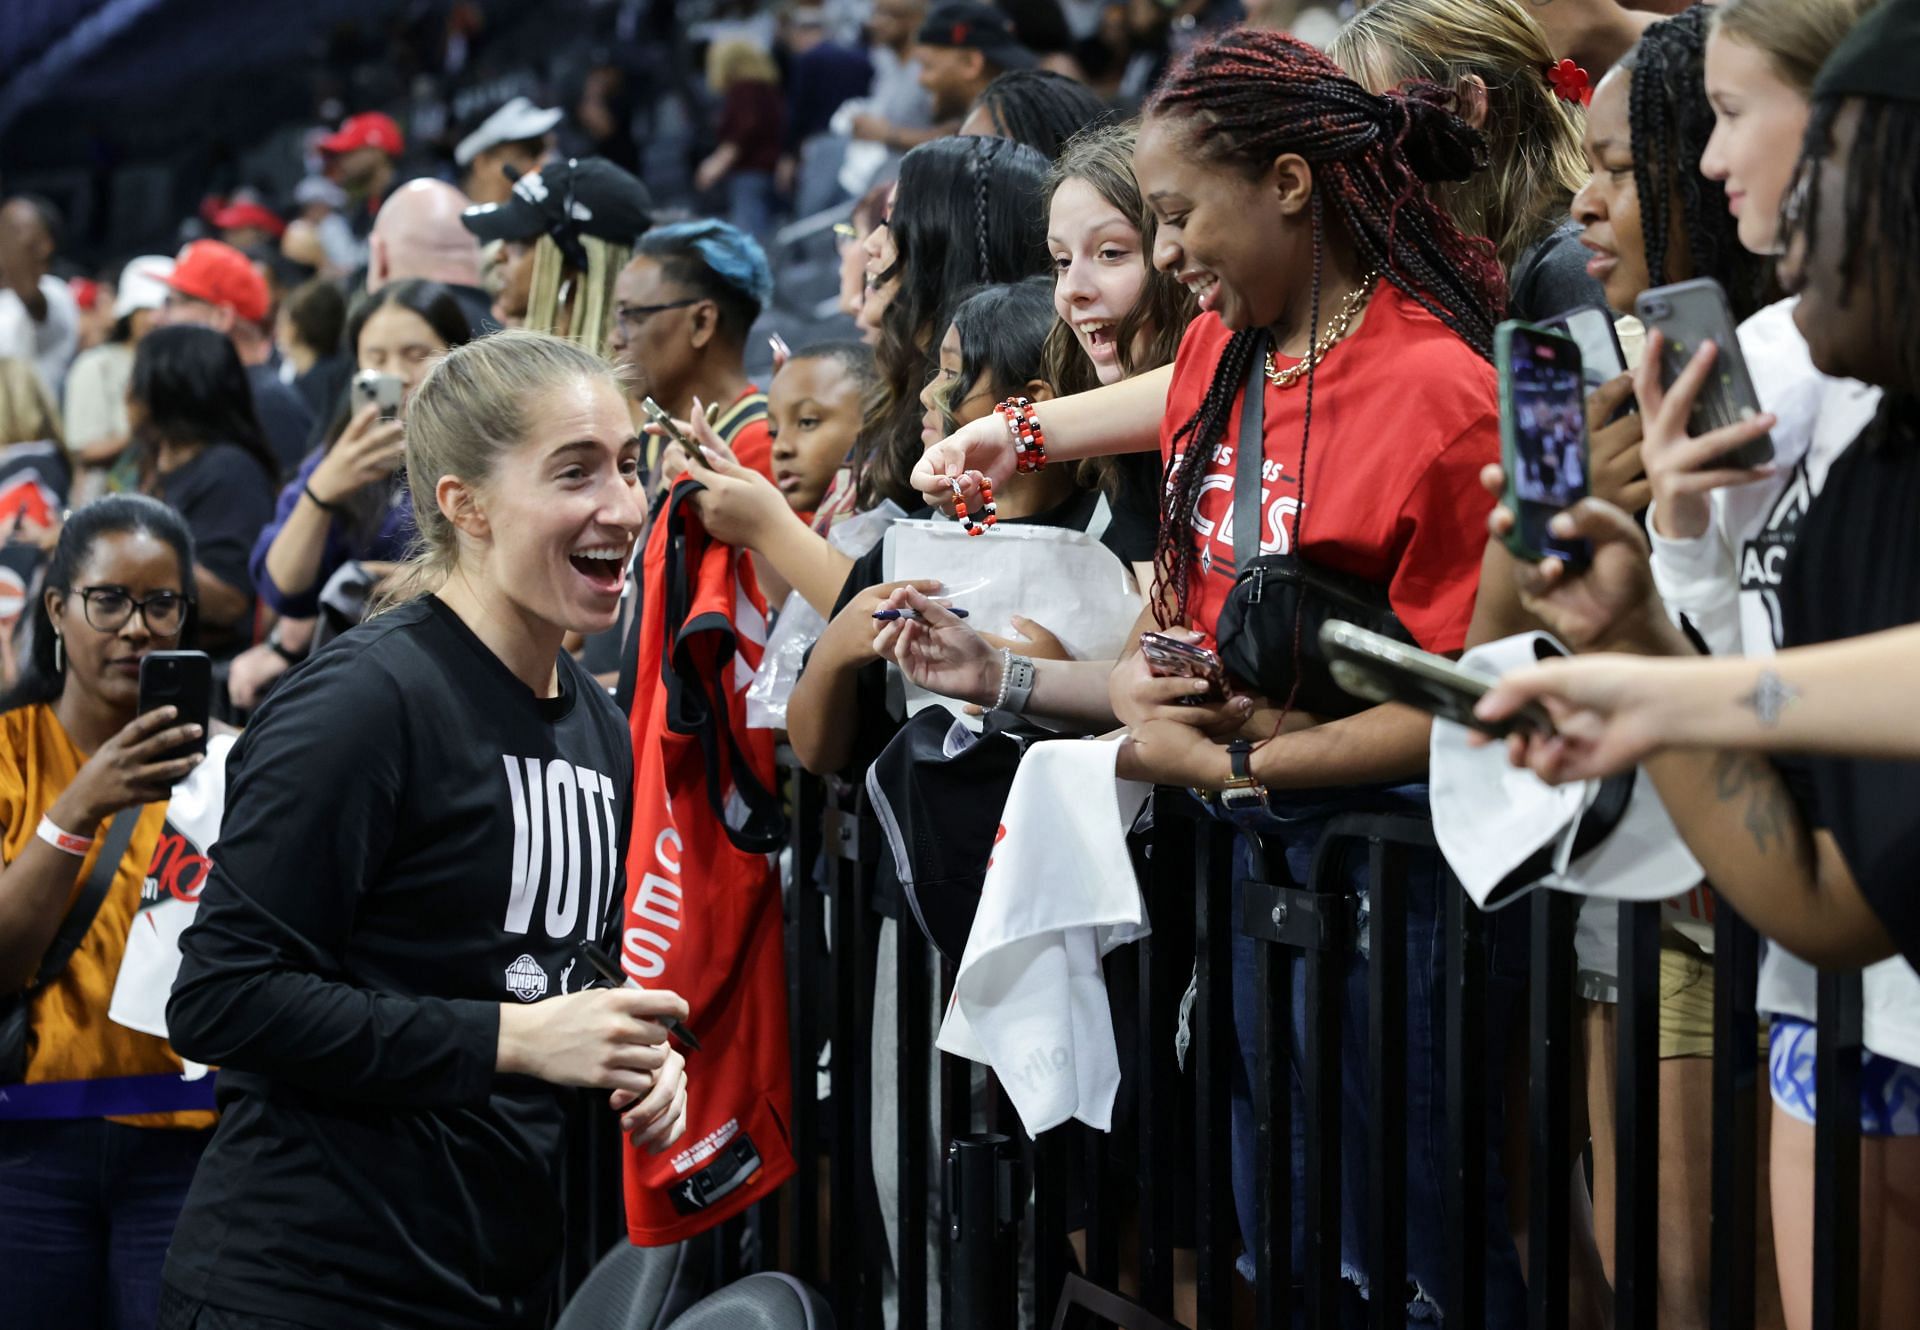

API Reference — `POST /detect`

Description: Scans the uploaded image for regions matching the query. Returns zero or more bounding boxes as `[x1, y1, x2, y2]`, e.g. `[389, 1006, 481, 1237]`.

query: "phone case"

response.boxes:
[1320, 622, 1550, 738]
[138, 651, 213, 762]
[1634, 279, 1774, 467]
[1496, 320, 1592, 570]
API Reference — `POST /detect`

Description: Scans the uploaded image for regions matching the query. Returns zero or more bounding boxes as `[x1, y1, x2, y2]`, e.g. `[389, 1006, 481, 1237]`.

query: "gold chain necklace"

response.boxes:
[1263, 272, 1381, 389]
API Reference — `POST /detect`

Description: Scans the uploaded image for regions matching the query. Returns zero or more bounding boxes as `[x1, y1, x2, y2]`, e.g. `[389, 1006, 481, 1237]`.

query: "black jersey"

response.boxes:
[163, 596, 633, 1330]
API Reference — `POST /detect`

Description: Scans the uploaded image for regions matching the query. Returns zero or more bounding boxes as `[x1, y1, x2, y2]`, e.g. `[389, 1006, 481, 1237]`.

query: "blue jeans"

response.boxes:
[1213, 786, 1528, 1327]
[0, 1117, 211, 1330]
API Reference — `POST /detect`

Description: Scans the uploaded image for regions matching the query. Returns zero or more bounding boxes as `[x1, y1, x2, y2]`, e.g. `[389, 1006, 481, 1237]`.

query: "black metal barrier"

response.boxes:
[575, 763, 1872, 1330]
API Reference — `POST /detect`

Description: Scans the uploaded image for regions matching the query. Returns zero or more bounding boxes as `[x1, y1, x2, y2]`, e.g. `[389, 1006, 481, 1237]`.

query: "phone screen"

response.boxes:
[1503, 328, 1590, 565]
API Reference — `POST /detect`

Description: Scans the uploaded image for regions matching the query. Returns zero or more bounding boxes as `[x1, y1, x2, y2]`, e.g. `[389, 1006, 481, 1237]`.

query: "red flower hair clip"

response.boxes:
[1548, 59, 1593, 107]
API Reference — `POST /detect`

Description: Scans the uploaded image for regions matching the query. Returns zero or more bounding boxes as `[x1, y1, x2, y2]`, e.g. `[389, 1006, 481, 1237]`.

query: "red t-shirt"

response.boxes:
[1159, 285, 1498, 654]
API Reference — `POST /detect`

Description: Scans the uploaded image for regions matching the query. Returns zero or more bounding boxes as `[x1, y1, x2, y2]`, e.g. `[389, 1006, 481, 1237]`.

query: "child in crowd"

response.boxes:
[766, 341, 876, 534]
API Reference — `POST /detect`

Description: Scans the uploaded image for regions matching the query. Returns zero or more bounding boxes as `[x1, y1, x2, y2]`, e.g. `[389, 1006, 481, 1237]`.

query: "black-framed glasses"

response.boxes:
[613, 298, 700, 336]
[72, 586, 189, 635]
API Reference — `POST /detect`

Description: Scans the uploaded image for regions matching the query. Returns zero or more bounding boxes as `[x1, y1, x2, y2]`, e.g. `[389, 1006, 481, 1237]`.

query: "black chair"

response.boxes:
[554, 1241, 699, 1330]
[663, 1273, 835, 1329]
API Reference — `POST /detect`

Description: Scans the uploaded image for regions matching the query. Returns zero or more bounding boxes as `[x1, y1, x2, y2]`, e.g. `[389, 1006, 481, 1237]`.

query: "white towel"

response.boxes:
[936, 738, 1150, 1137]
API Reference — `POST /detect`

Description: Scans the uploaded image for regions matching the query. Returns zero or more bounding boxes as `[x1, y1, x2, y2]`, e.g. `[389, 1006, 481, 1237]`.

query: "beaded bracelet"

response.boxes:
[948, 472, 996, 536]
[996, 397, 1049, 475]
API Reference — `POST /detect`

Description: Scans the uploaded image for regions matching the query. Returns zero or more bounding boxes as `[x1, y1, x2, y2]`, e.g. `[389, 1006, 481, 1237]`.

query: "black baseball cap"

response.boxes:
[1813, 0, 1920, 104]
[916, 3, 1038, 71]
[460, 157, 655, 267]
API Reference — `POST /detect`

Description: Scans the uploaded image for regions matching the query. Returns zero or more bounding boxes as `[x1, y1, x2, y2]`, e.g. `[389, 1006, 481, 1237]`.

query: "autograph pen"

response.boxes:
[576, 940, 702, 1052]
[872, 607, 968, 622]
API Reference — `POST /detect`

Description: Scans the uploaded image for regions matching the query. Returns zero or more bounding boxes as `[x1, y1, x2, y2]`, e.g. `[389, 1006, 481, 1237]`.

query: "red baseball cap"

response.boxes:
[209, 200, 287, 240]
[165, 240, 270, 324]
[317, 111, 404, 158]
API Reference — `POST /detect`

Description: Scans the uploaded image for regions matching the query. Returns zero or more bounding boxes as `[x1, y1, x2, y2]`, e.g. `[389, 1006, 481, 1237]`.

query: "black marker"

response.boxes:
[576, 940, 702, 1052]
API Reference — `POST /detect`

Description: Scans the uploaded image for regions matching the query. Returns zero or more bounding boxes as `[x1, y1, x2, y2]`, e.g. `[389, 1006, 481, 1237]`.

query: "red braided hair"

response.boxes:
[1145, 27, 1506, 629]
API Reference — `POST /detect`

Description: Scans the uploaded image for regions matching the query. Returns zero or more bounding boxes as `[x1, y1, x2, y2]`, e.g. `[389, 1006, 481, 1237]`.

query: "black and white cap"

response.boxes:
[454, 96, 564, 168]
[460, 157, 655, 267]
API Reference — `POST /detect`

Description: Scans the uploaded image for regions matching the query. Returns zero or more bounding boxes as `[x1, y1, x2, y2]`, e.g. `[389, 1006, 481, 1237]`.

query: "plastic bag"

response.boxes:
[745, 502, 904, 729]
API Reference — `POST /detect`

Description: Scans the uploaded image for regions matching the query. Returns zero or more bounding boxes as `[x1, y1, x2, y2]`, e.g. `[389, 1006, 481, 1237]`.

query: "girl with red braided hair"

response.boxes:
[917, 24, 1527, 1325]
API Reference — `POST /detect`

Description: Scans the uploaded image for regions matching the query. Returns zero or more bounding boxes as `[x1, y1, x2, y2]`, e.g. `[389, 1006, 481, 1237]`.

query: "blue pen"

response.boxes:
[872, 607, 968, 622]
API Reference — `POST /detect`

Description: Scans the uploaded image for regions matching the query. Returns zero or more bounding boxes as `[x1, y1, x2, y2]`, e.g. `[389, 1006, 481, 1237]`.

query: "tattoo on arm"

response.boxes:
[1711, 750, 1800, 857]
[1738, 669, 1800, 728]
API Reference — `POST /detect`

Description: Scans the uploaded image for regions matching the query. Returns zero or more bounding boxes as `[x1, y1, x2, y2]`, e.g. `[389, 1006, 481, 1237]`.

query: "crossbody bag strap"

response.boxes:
[32, 810, 140, 988]
[1229, 331, 1269, 578]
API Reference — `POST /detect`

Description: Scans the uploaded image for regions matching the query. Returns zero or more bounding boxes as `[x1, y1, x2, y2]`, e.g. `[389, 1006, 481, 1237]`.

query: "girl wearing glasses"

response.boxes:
[0, 495, 214, 1330]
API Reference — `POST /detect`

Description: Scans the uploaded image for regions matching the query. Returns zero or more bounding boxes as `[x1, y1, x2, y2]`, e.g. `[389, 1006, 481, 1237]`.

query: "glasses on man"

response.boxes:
[613, 298, 700, 337]
[73, 586, 189, 635]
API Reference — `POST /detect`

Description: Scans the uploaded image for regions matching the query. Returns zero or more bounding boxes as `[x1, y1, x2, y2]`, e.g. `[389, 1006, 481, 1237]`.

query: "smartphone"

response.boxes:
[351, 370, 405, 422]
[1634, 278, 1774, 467]
[1497, 320, 1592, 569]
[1319, 621, 1553, 738]
[640, 396, 690, 448]
[138, 650, 212, 763]
[1539, 303, 1627, 391]
[1139, 631, 1227, 704]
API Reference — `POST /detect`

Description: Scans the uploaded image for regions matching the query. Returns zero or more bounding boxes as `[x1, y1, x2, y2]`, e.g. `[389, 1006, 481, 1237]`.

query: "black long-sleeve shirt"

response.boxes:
[163, 596, 634, 1330]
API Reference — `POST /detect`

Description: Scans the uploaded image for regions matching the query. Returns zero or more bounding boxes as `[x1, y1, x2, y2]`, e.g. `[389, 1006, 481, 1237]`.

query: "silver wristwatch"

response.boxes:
[999, 653, 1037, 715]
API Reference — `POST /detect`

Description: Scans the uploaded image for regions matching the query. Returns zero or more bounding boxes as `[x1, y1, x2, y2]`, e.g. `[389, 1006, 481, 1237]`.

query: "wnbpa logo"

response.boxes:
[501, 756, 622, 940]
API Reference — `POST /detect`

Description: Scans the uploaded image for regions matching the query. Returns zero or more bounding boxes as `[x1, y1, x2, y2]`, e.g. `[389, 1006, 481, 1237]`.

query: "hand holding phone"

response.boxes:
[1497, 320, 1593, 570]
[351, 371, 406, 423]
[1320, 621, 1553, 738]
[138, 650, 213, 763]
[1634, 279, 1774, 468]
[1139, 631, 1228, 704]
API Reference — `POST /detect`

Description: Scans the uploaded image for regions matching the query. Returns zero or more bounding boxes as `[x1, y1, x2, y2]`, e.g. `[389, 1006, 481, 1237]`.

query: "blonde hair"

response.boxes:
[1712, 0, 1879, 95]
[1331, 0, 1589, 275]
[707, 39, 780, 92]
[526, 233, 631, 358]
[378, 330, 628, 610]
[0, 359, 61, 448]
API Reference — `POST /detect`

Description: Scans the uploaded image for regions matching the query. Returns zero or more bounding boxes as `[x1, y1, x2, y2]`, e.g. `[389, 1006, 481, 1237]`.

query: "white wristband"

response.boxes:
[36, 815, 93, 857]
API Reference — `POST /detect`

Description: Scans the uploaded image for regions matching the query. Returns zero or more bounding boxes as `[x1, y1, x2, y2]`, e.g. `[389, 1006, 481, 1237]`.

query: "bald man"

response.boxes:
[367, 179, 493, 336]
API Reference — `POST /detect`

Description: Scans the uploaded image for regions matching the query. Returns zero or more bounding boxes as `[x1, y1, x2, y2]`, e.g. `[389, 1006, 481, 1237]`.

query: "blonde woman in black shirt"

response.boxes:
[158, 331, 689, 1330]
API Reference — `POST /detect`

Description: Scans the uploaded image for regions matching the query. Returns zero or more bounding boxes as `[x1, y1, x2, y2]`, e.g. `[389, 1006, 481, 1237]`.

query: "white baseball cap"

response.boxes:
[1429, 632, 1704, 911]
[113, 255, 175, 321]
[455, 97, 564, 168]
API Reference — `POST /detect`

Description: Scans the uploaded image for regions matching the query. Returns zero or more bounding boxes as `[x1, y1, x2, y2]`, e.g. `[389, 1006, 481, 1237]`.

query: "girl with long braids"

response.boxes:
[920, 26, 1525, 1322]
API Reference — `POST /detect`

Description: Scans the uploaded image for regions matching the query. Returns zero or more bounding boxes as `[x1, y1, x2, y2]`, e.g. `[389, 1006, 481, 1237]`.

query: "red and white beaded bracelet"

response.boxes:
[996, 397, 1049, 475]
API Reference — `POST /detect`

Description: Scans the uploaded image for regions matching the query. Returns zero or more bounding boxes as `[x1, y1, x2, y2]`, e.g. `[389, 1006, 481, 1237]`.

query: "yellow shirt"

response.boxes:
[2, 702, 213, 1129]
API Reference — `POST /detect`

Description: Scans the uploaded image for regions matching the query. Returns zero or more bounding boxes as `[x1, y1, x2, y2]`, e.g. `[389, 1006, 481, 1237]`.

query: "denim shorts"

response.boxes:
[1209, 784, 1529, 1328]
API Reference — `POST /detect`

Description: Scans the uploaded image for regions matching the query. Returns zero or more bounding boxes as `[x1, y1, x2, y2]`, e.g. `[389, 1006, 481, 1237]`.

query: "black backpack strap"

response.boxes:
[33, 810, 140, 987]
[1228, 331, 1269, 579]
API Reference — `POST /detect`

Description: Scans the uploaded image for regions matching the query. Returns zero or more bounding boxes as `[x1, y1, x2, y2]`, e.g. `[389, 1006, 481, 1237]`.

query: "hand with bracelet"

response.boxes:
[305, 403, 406, 515]
[871, 585, 1070, 711]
